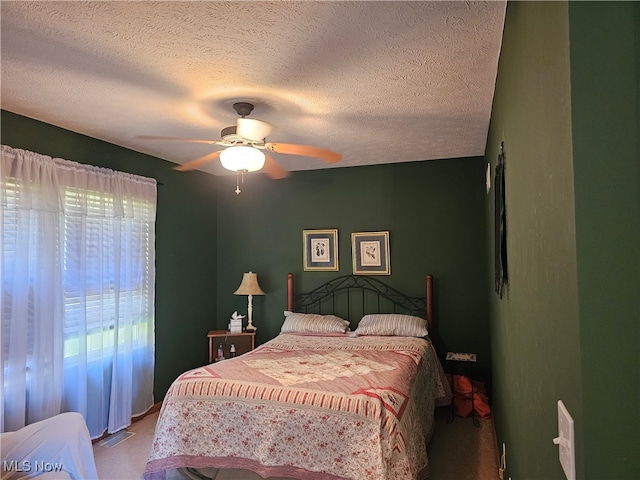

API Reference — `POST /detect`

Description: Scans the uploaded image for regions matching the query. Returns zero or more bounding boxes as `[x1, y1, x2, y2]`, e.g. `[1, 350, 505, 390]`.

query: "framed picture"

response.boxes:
[351, 231, 390, 275]
[303, 229, 339, 271]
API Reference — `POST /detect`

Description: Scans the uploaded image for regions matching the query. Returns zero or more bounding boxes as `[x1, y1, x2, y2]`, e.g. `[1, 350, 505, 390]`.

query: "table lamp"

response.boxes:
[233, 271, 265, 332]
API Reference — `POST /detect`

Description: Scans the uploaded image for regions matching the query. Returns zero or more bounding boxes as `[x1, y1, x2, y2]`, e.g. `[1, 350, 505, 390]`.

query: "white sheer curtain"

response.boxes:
[1, 145, 156, 438]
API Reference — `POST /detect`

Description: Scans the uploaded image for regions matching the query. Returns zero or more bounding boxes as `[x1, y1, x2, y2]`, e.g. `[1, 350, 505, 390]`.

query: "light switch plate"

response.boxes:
[554, 400, 576, 480]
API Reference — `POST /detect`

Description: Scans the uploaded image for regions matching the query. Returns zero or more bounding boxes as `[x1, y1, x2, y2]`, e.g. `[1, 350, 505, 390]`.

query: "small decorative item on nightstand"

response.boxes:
[207, 330, 256, 363]
[228, 311, 244, 333]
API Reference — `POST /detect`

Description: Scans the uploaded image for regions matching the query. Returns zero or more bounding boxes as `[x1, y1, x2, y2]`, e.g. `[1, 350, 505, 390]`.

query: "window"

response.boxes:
[2, 145, 156, 436]
[62, 187, 154, 361]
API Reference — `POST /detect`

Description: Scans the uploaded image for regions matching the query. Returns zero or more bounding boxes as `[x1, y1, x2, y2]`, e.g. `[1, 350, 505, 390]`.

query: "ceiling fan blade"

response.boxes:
[137, 135, 222, 145]
[173, 151, 222, 171]
[265, 143, 342, 163]
[262, 154, 289, 179]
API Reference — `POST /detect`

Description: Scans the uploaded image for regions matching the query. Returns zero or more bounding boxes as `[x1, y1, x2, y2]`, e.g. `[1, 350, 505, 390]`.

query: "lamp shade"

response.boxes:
[220, 146, 266, 172]
[233, 272, 265, 296]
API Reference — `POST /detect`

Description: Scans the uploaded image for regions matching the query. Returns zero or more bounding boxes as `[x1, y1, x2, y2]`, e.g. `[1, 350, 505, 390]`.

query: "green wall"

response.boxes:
[569, 2, 639, 478]
[1, 110, 219, 401]
[485, 3, 581, 478]
[486, 2, 639, 479]
[215, 158, 493, 379]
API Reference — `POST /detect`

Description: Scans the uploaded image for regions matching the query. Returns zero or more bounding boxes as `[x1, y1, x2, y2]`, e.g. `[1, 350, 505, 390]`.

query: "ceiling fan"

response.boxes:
[139, 102, 341, 193]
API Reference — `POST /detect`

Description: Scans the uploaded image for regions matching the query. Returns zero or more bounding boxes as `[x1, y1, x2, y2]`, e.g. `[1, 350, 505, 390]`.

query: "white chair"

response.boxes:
[1, 412, 98, 479]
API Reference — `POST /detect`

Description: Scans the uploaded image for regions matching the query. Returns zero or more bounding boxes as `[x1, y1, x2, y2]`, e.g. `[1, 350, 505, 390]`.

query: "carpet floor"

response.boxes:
[93, 407, 500, 480]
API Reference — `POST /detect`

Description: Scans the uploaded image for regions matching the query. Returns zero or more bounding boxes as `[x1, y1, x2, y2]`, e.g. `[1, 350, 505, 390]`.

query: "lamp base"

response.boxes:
[245, 325, 257, 332]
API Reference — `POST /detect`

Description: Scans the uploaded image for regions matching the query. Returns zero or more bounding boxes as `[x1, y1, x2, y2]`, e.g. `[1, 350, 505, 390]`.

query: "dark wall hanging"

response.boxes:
[495, 142, 508, 298]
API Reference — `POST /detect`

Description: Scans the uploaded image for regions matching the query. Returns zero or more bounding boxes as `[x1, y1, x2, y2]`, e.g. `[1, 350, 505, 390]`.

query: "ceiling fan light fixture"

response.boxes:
[219, 145, 266, 172]
[237, 118, 272, 141]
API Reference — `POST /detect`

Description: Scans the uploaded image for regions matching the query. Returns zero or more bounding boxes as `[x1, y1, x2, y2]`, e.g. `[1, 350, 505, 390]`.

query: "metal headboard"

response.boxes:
[286, 273, 434, 330]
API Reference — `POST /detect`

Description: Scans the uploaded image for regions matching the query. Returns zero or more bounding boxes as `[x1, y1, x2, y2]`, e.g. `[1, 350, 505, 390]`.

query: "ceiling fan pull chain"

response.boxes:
[235, 171, 242, 195]
[234, 169, 249, 195]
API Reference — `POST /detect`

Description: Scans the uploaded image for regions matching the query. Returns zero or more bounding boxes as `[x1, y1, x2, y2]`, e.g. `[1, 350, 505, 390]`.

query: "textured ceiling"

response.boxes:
[1, 1, 506, 176]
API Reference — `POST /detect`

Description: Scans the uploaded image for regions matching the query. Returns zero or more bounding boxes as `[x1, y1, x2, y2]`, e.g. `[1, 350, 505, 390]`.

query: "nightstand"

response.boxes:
[207, 330, 255, 363]
[446, 351, 480, 427]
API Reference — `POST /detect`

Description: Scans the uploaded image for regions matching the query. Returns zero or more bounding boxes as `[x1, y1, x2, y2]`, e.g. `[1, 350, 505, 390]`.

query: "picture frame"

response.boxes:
[351, 231, 390, 275]
[303, 229, 339, 271]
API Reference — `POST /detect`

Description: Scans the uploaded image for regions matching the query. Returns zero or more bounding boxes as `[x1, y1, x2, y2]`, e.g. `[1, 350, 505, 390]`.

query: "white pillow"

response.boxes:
[354, 314, 428, 337]
[281, 311, 350, 334]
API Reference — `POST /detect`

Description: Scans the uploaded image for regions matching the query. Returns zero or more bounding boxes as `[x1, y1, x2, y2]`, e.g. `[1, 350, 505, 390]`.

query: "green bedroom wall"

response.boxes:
[215, 158, 492, 379]
[486, 2, 639, 479]
[484, 3, 581, 479]
[568, 2, 639, 478]
[1, 110, 219, 401]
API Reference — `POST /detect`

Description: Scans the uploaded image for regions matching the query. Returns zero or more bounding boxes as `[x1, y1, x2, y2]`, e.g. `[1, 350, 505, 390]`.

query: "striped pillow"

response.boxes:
[354, 314, 428, 337]
[281, 311, 350, 334]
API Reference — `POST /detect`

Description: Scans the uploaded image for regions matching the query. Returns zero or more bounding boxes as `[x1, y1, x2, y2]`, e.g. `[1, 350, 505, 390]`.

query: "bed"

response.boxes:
[144, 273, 451, 480]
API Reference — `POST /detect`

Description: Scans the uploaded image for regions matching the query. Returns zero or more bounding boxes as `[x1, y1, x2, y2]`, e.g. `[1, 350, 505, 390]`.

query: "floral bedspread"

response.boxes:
[144, 333, 451, 480]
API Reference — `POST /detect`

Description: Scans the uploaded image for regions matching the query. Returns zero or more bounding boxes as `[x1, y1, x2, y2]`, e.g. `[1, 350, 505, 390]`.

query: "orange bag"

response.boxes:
[446, 374, 492, 419]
